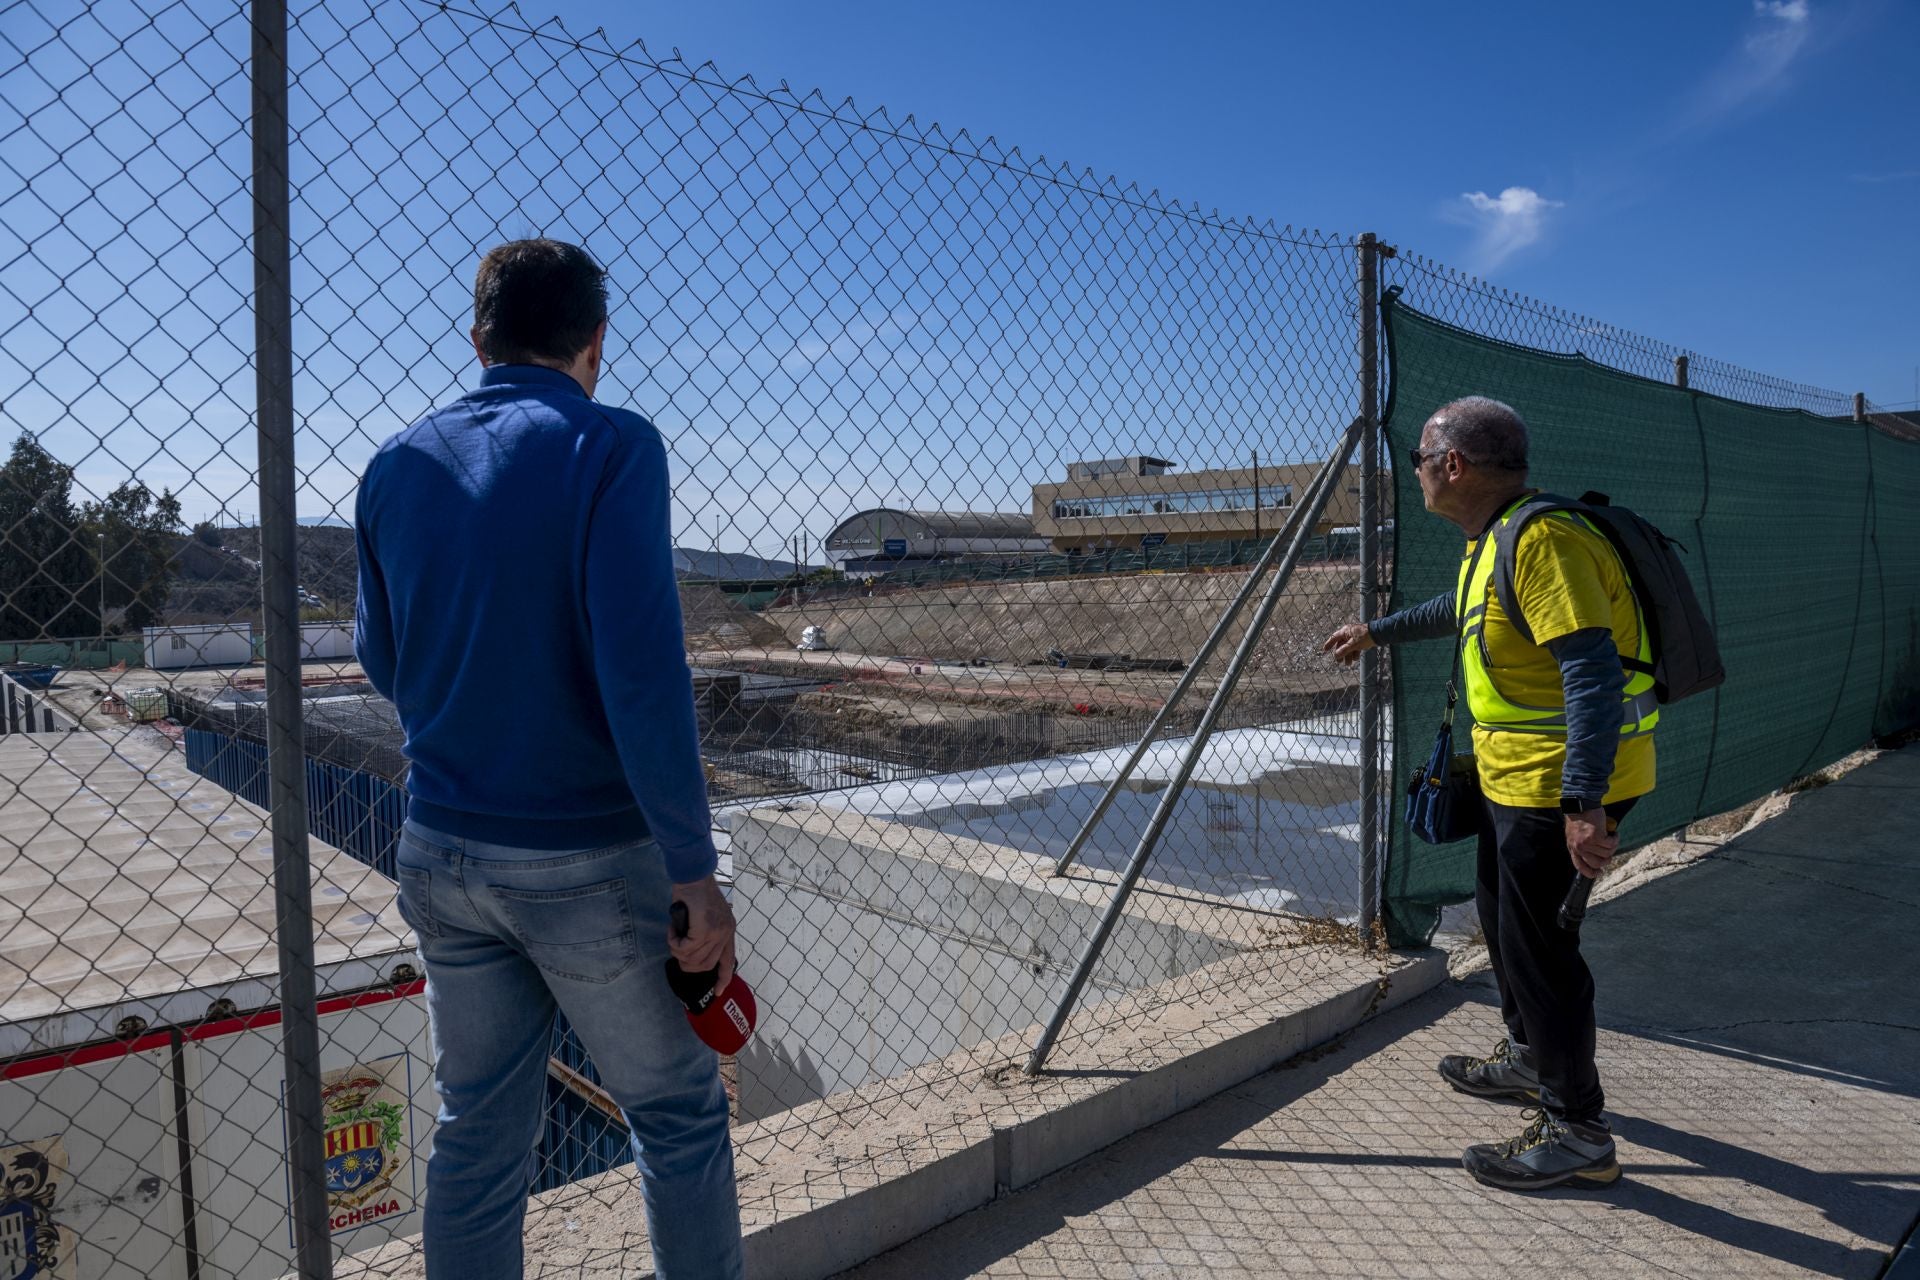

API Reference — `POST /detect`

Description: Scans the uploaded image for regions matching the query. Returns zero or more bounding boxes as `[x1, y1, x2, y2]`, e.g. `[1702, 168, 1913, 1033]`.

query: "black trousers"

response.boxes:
[1475, 795, 1636, 1124]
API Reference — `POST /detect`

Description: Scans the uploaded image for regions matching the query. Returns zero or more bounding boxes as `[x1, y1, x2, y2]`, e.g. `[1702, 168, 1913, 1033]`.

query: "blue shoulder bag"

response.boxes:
[1404, 537, 1488, 844]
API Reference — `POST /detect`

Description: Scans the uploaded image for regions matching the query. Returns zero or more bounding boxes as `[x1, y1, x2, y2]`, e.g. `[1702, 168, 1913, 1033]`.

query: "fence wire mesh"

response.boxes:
[0, 0, 1902, 1276]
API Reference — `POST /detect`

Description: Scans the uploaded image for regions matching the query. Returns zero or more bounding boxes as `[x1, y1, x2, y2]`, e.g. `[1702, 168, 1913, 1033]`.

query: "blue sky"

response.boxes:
[2, 0, 1915, 553]
[598, 0, 1916, 398]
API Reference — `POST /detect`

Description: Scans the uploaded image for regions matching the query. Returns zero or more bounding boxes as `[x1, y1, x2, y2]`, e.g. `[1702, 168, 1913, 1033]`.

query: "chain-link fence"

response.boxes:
[0, 0, 1906, 1276]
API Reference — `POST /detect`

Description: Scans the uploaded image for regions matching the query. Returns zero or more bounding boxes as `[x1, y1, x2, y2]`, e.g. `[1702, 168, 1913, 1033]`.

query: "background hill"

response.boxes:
[164, 525, 358, 624]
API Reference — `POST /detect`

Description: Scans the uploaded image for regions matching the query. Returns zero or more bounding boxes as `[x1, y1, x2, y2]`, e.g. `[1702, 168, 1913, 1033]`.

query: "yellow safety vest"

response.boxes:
[1454, 498, 1660, 740]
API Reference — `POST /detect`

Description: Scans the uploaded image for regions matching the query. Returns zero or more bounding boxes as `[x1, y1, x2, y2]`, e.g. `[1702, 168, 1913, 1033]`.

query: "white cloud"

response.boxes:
[1679, 0, 1813, 130]
[1449, 187, 1563, 272]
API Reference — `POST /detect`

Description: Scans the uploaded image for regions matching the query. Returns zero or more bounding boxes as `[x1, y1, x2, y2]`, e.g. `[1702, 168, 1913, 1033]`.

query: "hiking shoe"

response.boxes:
[1462, 1109, 1621, 1191]
[1438, 1037, 1540, 1103]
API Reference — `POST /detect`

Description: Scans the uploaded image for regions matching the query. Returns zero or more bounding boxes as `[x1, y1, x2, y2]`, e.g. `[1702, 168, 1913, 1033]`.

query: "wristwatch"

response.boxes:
[1560, 795, 1603, 815]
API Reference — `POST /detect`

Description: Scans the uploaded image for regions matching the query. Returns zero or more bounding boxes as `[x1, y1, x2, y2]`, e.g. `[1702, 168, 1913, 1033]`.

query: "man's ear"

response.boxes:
[587, 319, 608, 370]
[471, 327, 488, 367]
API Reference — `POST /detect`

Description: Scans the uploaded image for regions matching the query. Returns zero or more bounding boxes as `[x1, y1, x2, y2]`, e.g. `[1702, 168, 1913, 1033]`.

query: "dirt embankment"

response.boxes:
[760, 565, 1360, 679]
[681, 585, 790, 651]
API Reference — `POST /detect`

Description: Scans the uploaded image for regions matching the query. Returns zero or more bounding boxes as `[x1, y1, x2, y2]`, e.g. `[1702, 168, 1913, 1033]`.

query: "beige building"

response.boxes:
[1031, 455, 1380, 553]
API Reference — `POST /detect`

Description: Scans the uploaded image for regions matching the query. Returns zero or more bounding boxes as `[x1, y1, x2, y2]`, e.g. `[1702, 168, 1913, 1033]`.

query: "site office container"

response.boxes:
[141, 625, 254, 671]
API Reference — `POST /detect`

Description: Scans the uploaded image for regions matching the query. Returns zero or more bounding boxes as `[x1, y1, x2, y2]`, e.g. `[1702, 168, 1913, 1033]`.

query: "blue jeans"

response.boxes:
[395, 821, 741, 1279]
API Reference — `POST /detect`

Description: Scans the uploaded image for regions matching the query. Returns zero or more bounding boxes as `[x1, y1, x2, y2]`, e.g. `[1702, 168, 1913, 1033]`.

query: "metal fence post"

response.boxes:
[1674, 355, 1689, 389]
[1357, 232, 1383, 940]
[252, 1, 333, 1275]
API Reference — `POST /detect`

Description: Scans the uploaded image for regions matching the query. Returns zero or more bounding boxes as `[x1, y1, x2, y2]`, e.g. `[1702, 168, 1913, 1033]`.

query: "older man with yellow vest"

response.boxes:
[1324, 395, 1654, 1193]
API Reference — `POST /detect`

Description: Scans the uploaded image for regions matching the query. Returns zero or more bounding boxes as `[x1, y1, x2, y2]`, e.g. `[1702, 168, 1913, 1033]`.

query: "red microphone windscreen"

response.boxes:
[684, 972, 757, 1055]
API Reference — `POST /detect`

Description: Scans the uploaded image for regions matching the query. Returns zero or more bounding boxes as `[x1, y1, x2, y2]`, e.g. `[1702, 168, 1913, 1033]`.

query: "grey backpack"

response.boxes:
[1492, 491, 1725, 704]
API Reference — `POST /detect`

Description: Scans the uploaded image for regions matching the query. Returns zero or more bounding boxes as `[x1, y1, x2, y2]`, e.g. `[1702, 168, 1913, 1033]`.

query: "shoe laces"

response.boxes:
[1501, 1108, 1563, 1158]
[1467, 1037, 1515, 1072]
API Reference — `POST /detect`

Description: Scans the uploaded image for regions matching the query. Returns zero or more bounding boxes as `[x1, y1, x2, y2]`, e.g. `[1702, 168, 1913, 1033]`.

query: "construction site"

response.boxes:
[682, 563, 1363, 807]
[5, 0, 1917, 1276]
[24, 565, 1344, 785]
[25, 551, 1373, 921]
[3, 536, 1401, 1280]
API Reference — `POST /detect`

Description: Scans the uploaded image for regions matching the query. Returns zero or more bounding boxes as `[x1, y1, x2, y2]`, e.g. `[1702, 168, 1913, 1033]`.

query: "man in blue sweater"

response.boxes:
[355, 239, 742, 1278]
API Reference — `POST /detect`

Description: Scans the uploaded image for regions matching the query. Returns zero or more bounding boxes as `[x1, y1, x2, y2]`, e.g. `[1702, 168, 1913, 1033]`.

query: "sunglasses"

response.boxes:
[1407, 446, 1450, 469]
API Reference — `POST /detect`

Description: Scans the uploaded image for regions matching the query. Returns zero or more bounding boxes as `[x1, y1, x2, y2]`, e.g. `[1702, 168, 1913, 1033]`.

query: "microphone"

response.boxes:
[1557, 815, 1620, 932]
[1557, 875, 1595, 932]
[667, 900, 757, 1055]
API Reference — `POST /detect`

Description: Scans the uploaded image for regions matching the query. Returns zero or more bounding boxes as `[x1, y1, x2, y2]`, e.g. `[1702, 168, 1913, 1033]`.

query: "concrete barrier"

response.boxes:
[343, 804, 1446, 1279]
[729, 804, 1257, 1119]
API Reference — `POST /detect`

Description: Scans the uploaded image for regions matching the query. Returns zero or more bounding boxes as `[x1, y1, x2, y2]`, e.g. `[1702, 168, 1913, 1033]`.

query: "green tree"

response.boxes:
[82, 480, 184, 633]
[0, 433, 94, 640]
[192, 520, 222, 548]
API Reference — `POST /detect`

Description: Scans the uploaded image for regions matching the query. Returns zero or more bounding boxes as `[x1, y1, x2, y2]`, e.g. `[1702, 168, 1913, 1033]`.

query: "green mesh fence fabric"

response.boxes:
[1381, 295, 1920, 947]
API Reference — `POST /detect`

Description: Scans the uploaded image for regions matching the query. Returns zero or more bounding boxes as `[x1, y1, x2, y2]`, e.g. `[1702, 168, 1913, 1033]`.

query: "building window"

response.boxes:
[1052, 484, 1292, 521]
[171, 635, 187, 650]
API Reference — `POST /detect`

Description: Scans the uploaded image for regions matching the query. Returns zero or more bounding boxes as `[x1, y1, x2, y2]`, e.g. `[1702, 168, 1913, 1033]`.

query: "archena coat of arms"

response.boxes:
[321, 1071, 407, 1217]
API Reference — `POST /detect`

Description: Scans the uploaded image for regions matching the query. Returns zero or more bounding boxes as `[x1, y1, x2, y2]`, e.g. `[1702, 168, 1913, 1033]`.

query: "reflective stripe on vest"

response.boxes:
[1455, 503, 1659, 740]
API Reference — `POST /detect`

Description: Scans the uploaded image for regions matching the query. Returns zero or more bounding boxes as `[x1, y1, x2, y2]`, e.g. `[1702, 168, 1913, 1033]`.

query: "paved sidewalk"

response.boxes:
[841, 746, 1920, 1278]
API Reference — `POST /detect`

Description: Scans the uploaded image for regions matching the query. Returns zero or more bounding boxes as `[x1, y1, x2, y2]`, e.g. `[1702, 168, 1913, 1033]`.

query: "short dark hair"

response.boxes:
[472, 239, 608, 366]
[1429, 396, 1530, 473]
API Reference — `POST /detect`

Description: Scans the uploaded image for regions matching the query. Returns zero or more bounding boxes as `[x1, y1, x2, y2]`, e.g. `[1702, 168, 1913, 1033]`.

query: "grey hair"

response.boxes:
[1428, 396, 1529, 473]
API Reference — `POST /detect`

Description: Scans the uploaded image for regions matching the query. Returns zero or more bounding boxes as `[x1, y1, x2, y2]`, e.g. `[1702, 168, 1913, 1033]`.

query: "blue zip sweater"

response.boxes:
[353, 364, 717, 882]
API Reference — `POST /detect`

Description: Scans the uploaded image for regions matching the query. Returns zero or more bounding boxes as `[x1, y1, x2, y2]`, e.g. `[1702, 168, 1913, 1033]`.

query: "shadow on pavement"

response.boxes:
[837, 747, 1920, 1278]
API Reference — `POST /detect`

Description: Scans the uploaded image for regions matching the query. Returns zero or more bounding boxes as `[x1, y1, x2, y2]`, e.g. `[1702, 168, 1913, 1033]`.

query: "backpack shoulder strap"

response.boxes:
[1490, 492, 1588, 647]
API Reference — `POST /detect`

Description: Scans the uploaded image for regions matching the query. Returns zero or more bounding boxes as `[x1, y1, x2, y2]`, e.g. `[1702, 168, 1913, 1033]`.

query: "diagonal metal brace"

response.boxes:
[1050, 415, 1365, 879]
[1026, 412, 1371, 1075]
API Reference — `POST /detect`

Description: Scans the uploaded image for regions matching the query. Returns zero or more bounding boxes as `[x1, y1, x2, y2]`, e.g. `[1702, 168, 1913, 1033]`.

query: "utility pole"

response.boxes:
[1251, 449, 1261, 542]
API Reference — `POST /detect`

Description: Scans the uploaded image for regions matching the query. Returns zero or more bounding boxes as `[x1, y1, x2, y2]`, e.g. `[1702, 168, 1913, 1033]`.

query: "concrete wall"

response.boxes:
[728, 805, 1255, 1121]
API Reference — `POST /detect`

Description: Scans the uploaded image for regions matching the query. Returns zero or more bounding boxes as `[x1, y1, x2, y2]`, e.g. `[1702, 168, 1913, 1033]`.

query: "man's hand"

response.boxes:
[670, 874, 737, 992]
[1321, 622, 1376, 667]
[1566, 809, 1618, 878]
